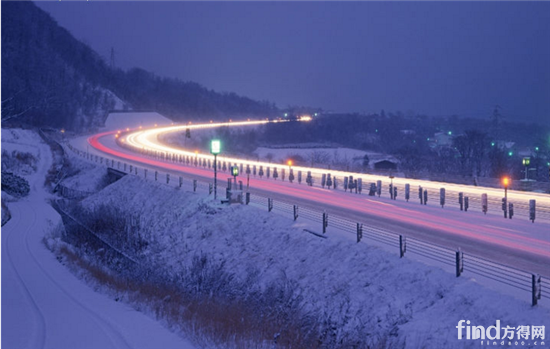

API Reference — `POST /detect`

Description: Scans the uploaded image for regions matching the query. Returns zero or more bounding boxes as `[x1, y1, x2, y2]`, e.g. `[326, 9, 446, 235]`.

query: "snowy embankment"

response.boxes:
[1, 128, 197, 349]
[103, 111, 173, 131]
[74, 174, 550, 348]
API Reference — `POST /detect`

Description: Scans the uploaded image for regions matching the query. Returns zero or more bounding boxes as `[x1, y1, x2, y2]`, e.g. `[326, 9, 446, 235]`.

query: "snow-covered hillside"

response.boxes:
[1, 128, 197, 349]
[76, 174, 550, 348]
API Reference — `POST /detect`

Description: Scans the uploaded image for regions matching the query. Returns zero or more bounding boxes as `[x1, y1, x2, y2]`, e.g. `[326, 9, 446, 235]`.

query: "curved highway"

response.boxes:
[72, 119, 550, 276]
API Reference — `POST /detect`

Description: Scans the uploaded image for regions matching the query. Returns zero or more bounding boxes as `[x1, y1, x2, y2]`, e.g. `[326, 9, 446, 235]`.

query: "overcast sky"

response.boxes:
[36, 1, 550, 124]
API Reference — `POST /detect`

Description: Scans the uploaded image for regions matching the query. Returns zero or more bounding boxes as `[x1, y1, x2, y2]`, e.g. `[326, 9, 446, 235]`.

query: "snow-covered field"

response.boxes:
[1, 128, 197, 349]
[77, 174, 550, 348]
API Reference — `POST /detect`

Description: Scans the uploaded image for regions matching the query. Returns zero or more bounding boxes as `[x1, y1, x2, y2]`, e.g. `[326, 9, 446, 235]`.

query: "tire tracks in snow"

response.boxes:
[22, 202, 134, 349]
[3, 203, 47, 349]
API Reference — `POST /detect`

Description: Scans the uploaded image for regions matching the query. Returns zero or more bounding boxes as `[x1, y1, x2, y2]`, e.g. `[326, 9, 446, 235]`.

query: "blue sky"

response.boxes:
[37, 1, 550, 123]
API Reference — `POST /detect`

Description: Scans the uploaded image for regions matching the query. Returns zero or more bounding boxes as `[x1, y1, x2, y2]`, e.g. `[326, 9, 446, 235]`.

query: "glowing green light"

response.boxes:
[535, 147, 539, 151]
[448, 131, 452, 135]
[491, 142, 495, 147]
[508, 151, 513, 156]
[231, 166, 239, 176]
[284, 113, 288, 117]
[211, 140, 221, 155]
[314, 113, 318, 116]
[427, 138, 430, 141]
[375, 129, 378, 133]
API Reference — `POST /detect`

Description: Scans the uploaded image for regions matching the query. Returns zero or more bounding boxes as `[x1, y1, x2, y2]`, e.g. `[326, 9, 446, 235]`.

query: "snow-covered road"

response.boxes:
[1, 129, 196, 349]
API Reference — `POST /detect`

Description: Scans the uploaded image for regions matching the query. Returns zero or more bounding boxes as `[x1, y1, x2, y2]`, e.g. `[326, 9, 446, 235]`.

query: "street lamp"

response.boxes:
[211, 140, 221, 199]
[502, 176, 510, 218]
[522, 157, 531, 180]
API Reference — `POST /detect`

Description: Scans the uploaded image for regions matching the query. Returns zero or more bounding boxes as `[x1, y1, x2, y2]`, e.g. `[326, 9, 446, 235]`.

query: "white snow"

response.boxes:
[79, 174, 550, 348]
[103, 112, 173, 131]
[254, 146, 395, 166]
[1, 128, 197, 349]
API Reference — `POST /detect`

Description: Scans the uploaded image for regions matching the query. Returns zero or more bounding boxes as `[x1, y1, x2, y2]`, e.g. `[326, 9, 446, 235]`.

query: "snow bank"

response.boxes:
[103, 112, 173, 131]
[81, 175, 550, 348]
[60, 157, 108, 193]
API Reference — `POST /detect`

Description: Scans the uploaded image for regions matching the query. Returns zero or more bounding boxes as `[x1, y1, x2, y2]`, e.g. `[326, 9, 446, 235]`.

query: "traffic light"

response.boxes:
[501, 198, 507, 211]
[231, 166, 239, 177]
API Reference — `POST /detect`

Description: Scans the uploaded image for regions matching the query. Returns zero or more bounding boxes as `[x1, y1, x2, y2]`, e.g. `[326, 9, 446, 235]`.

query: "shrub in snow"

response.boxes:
[1, 172, 30, 197]
[1, 149, 38, 175]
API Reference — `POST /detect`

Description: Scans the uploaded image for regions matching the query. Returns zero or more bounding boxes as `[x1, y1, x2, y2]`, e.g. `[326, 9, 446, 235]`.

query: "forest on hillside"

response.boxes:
[1, 1, 278, 131]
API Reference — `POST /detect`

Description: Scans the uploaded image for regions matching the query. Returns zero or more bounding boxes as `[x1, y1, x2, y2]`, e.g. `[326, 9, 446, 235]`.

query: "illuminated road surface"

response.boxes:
[68, 123, 550, 276]
[119, 120, 550, 221]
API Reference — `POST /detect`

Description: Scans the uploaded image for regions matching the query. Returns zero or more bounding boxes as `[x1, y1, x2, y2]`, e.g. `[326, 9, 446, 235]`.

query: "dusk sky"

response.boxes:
[36, 1, 550, 124]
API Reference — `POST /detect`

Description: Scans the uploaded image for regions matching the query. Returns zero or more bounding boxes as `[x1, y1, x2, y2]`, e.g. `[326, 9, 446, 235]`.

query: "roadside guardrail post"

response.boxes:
[293, 205, 298, 221]
[268, 198, 273, 212]
[322, 211, 328, 234]
[155, 171, 158, 181]
[357, 223, 363, 243]
[532, 274, 541, 306]
[459, 192, 464, 211]
[423, 190, 428, 205]
[209, 183, 213, 195]
[419, 185, 423, 204]
[455, 248, 463, 277]
[405, 183, 410, 202]
[529, 200, 536, 223]
[399, 235, 406, 258]
[482, 193, 488, 214]
[166, 173, 170, 184]
[440, 188, 445, 208]
[245, 192, 250, 205]
[179, 176, 183, 188]
[193, 179, 197, 192]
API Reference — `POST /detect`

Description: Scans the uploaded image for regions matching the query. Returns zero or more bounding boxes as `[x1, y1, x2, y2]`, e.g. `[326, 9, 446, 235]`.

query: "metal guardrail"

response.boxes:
[246, 192, 545, 306]
[66, 142, 548, 306]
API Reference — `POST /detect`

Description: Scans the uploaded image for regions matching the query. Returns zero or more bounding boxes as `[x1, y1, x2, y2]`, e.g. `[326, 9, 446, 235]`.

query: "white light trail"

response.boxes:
[121, 119, 550, 207]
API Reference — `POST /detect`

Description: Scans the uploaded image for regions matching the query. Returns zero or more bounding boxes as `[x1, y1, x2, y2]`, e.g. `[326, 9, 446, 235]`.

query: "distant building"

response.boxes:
[400, 129, 416, 135]
[374, 160, 397, 170]
[432, 132, 453, 147]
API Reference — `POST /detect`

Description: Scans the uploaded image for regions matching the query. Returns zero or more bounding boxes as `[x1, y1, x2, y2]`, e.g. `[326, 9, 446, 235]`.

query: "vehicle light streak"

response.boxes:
[114, 119, 550, 209]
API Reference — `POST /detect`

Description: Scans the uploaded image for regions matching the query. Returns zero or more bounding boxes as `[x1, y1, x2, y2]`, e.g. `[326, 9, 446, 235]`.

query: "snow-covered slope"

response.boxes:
[103, 112, 173, 131]
[1, 128, 197, 349]
[80, 174, 550, 348]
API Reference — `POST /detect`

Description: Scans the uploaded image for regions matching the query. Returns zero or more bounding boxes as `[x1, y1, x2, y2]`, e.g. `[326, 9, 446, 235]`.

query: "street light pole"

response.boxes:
[502, 177, 510, 219]
[211, 140, 221, 200]
[214, 154, 218, 199]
